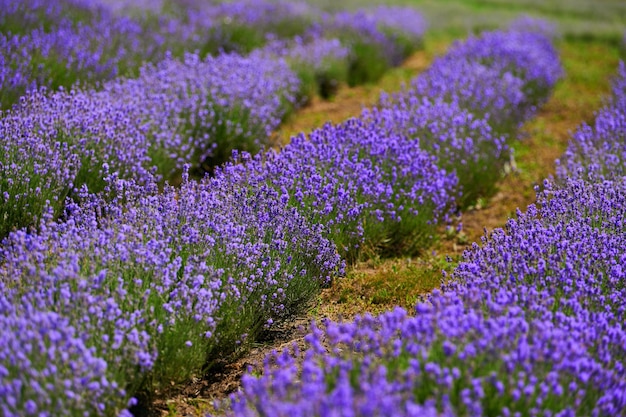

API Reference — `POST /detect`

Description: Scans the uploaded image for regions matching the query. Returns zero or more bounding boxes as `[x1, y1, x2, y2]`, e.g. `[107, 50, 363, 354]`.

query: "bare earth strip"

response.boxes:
[146, 38, 620, 417]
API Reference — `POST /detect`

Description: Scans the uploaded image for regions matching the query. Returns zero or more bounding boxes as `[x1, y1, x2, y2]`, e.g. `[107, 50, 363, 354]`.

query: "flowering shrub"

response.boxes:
[205, 0, 320, 53]
[0, 0, 181, 110]
[374, 25, 563, 207]
[0, 0, 313, 110]
[233, 118, 457, 262]
[363, 97, 508, 208]
[323, 6, 427, 86]
[0, 168, 341, 414]
[254, 35, 350, 102]
[103, 51, 299, 175]
[219, 177, 626, 417]
[406, 27, 563, 133]
[557, 61, 626, 182]
[0, 52, 299, 238]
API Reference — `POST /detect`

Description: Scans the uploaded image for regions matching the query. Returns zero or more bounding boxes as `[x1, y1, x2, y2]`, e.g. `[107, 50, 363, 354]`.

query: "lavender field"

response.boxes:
[1, 1, 625, 416]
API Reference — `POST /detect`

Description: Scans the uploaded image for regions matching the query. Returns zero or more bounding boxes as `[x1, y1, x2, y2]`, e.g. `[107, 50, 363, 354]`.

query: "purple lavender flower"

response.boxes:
[254, 35, 350, 101]
[322, 6, 427, 85]
[0, 50, 299, 237]
[233, 117, 457, 261]
[219, 178, 626, 416]
[0, 166, 341, 413]
[404, 28, 562, 132]
[363, 96, 508, 207]
[556, 61, 626, 182]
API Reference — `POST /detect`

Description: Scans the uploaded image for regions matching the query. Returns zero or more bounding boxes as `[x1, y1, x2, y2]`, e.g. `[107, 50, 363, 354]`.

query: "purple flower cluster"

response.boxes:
[0, 51, 298, 237]
[233, 118, 457, 262]
[365, 23, 561, 208]
[326, 6, 427, 67]
[220, 150, 626, 417]
[151, 0, 321, 55]
[0, 0, 313, 109]
[0, 167, 341, 415]
[254, 35, 350, 101]
[407, 24, 563, 132]
[556, 61, 626, 182]
[363, 96, 508, 208]
[0, 0, 177, 110]
[103, 51, 299, 175]
[0, 0, 431, 111]
[0, 0, 98, 33]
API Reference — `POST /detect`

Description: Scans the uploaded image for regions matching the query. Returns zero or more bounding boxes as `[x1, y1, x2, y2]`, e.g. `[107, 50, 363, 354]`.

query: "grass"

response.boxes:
[317, 252, 459, 317]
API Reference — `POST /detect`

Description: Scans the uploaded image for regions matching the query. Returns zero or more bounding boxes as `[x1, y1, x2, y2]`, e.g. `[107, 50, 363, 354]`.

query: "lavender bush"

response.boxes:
[365, 25, 561, 208]
[159, 0, 321, 56]
[556, 61, 626, 182]
[0, 51, 298, 238]
[406, 26, 562, 133]
[227, 118, 457, 263]
[322, 6, 427, 86]
[103, 51, 299, 176]
[208, 0, 319, 53]
[0, 0, 99, 34]
[0, 0, 175, 110]
[363, 97, 508, 208]
[0, 167, 341, 414]
[254, 35, 350, 102]
[508, 15, 560, 40]
[219, 177, 626, 417]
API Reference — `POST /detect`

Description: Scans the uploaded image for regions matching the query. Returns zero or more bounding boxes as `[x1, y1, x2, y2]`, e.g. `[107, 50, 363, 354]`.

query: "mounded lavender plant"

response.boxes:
[323, 6, 427, 86]
[508, 15, 560, 41]
[218, 178, 626, 417]
[0, 0, 175, 110]
[254, 35, 350, 102]
[225, 117, 457, 262]
[367, 23, 561, 207]
[102, 51, 300, 176]
[0, 0, 100, 34]
[0, 167, 341, 414]
[0, 88, 154, 238]
[363, 96, 508, 208]
[405, 27, 562, 133]
[0, 298, 139, 417]
[174, 0, 321, 54]
[0, 51, 299, 238]
[556, 61, 626, 182]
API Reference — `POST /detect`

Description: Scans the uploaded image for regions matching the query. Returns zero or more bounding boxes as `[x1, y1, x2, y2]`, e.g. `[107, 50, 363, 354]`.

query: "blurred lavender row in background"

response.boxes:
[0, 0, 428, 111]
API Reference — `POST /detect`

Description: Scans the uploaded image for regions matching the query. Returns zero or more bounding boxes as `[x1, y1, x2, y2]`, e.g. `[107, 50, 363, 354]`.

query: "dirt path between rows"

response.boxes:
[144, 39, 620, 417]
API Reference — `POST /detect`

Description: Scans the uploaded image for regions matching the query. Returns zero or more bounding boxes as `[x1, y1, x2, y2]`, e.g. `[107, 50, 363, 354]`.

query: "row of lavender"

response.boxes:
[0, 1, 428, 239]
[0, 22, 562, 416]
[0, 0, 426, 111]
[218, 60, 626, 417]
